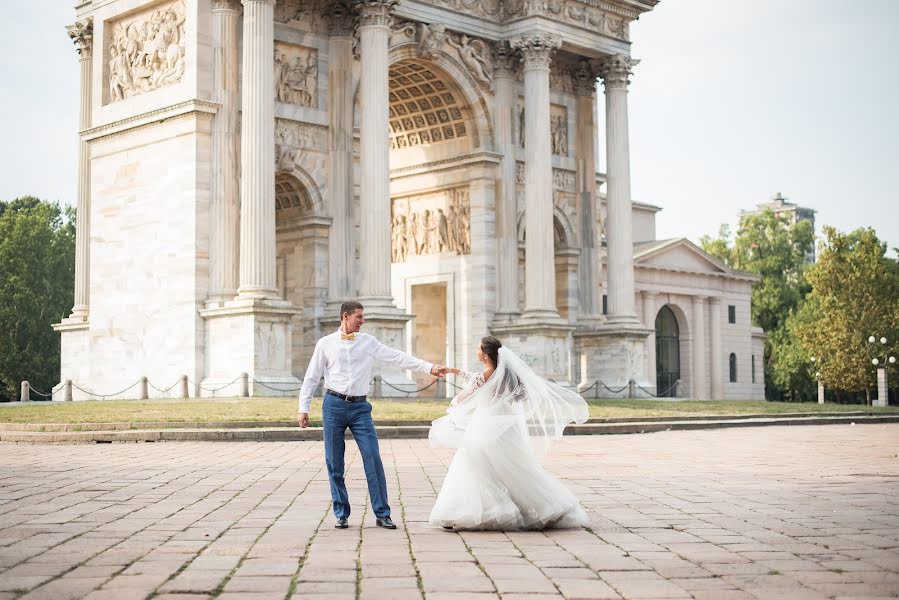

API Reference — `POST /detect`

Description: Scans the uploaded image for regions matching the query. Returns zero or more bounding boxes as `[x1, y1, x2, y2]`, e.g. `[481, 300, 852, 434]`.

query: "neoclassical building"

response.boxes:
[54, 0, 765, 400]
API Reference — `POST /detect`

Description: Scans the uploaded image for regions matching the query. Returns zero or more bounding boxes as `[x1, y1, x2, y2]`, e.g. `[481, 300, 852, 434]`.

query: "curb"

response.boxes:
[1, 414, 898, 444]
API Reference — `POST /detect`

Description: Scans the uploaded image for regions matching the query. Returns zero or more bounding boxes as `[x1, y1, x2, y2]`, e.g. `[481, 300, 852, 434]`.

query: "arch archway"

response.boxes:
[516, 208, 580, 320]
[655, 305, 681, 396]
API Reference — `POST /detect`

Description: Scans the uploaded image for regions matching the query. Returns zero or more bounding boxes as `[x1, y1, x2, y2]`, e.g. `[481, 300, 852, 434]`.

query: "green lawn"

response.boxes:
[0, 397, 896, 427]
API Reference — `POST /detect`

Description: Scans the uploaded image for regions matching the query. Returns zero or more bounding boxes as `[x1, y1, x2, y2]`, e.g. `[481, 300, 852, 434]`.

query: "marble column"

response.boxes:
[208, 0, 240, 305]
[238, 0, 278, 299]
[575, 60, 601, 322]
[692, 295, 707, 400]
[357, 0, 397, 306]
[493, 43, 519, 321]
[642, 291, 657, 386]
[599, 54, 640, 326]
[327, 7, 356, 302]
[67, 18, 93, 320]
[512, 32, 561, 322]
[709, 296, 723, 399]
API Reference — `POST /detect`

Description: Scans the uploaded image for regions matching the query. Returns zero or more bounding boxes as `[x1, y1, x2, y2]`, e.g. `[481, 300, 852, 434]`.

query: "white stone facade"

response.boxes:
[54, 0, 765, 401]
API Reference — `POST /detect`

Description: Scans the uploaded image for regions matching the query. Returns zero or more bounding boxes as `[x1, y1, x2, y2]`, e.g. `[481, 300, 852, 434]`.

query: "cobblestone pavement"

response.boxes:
[0, 425, 898, 600]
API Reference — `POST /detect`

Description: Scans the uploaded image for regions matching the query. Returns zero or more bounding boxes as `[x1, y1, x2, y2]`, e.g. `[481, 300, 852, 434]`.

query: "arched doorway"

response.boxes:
[655, 305, 680, 396]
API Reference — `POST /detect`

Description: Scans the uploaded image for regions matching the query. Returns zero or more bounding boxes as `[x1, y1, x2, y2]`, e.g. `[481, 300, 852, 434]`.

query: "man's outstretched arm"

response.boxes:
[371, 339, 444, 376]
[297, 341, 325, 428]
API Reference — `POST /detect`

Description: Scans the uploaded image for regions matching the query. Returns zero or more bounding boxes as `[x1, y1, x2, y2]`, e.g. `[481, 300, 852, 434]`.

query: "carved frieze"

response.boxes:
[274, 42, 318, 108]
[552, 168, 576, 193]
[106, 1, 186, 103]
[446, 33, 493, 88]
[550, 105, 568, 156]
[391, 188, 470, 262]
[275, 118, 328, 167]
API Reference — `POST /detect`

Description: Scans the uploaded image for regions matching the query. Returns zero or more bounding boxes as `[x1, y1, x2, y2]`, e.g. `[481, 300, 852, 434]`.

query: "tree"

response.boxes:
[0, 197, 75, 401]
[768, 301, 817, 401]
[792, 227, 899, 404]
[701, 210, 815, 399]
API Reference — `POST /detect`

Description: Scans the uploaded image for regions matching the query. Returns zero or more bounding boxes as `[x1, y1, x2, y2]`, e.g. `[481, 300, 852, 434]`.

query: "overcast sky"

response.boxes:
[1, 0, 897, 253]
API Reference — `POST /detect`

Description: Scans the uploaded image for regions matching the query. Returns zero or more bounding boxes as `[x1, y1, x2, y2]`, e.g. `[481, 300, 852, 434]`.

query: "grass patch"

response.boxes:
[0, 397, 896, 426]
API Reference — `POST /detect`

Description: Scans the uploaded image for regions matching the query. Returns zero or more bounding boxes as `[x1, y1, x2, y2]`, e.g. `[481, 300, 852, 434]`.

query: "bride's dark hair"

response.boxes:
[480, 336, 502, 368]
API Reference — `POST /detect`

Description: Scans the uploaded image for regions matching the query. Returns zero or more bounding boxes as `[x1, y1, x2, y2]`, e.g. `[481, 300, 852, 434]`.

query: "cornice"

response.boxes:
[83, 100, 220, 142]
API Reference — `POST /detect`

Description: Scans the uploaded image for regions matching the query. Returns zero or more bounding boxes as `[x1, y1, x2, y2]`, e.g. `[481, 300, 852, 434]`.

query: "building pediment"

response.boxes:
[634, 238, 752, 279]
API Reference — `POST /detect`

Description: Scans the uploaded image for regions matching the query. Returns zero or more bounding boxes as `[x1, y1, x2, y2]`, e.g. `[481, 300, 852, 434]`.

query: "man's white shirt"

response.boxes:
[297, 330, 435, 413]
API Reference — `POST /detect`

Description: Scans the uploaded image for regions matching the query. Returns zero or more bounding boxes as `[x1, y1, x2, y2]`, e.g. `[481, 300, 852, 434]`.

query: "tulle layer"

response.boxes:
[429, 416, 589, 531]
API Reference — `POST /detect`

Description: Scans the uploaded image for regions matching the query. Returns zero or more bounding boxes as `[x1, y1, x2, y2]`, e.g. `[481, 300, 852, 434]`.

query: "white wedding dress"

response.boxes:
[428, 348, 590, 531]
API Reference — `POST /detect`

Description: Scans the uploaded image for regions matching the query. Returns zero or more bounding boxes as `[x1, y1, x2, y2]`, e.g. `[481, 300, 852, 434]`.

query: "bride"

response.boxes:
[428, 336, 590, 531]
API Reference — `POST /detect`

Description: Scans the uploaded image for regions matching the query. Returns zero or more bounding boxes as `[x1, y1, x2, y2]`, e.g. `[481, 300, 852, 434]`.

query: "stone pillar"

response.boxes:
[817, 381, 825, 404]
[512, 32, 561, 321]
[208, 1, 240, 304]
[327, 7, 356, 303]
[877, 368, 888, 407]
[575, 61, 602, 323]
[692, 295, 707, 400]
[357, 0, 397, 307]
[238, 0, 278, 299]
[642, 291, 657, 387]
[599, 54, 640, 326]
[492, 43, 519, 322]
[709, 297, 723, 399]
[67, 18, 93, 320]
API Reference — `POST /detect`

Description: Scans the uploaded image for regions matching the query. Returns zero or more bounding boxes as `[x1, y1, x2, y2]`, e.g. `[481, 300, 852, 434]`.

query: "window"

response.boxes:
[602, 294, 608, 315]
[751, 354, 756, 383]
[728, 305, 736, 324]
[729, 353, 737, 382]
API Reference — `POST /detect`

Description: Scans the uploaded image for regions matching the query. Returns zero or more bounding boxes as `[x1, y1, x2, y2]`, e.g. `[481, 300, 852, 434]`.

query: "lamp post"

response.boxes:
[810, 355, 824, 404]
[867, 335, 896, 407]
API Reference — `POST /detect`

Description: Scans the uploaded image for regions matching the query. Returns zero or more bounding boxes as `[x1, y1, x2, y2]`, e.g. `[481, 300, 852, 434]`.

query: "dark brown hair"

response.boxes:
[340, 300, 364, 321]
[480, 336, 502, 368]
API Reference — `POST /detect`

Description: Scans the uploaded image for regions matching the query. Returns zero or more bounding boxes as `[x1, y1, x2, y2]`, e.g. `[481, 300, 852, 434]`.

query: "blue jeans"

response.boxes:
[322, 392, 390, 519]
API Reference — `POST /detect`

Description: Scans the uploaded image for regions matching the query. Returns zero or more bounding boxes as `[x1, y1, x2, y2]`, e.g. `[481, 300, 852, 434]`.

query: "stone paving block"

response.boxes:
[292, 580, 357, 594]
[223, 575, 292, 594]
[0, 575, 54, 592]
[554, 578, 621, 600]
[360, 576, 420, 590]
[18, 577, 106, 600]
[157, 570, 229, 593]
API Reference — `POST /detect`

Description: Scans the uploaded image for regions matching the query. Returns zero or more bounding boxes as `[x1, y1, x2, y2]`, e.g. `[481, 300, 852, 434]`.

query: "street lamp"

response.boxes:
[810, 355, 824, 404]
[867, 336, 896, 407]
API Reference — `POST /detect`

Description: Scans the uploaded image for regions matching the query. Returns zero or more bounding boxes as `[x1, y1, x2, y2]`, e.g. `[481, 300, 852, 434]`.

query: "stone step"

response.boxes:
[1, 414, 897, 443]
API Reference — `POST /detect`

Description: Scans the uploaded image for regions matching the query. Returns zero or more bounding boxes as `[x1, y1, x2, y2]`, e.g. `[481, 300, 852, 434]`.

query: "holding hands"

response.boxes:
[430, 365, 461, 377]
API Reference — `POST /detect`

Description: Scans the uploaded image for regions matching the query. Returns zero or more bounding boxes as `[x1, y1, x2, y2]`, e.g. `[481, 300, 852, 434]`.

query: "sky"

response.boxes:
[1, 1, 897, 252]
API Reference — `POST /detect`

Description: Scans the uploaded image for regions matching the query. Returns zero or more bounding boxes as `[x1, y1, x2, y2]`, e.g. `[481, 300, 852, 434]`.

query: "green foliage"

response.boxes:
[701, 210, 815, 399]
[0, 197, 75, 400]
[792, 226, 899, 400]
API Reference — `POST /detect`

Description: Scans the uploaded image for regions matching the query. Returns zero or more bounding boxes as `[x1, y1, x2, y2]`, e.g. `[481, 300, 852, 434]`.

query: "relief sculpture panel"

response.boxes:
[391, 189, 470, 262]
[275, 42, 318, 108]
[106, 0, 186, 103]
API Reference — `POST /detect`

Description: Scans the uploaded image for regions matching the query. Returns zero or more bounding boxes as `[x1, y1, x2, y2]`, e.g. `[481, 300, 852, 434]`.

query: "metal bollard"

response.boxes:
[139, 377, 149, 400]
[373, 376, 383, 398]
[178, 375, 189, 398]
[594, 381, 599, 400]
[239, 372, 249, 397]
[20, 381, 29, 402]
[64, 379, 73, 402]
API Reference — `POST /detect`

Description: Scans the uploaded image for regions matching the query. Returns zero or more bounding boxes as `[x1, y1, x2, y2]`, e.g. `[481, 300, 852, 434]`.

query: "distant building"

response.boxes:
[741, 193, 816, 262]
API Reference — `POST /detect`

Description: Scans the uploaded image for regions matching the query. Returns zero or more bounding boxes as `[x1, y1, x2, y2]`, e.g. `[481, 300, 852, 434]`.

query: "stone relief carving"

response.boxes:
[275, 119, 327, 170]
[275, 43, 318, 108]
[106, 1, 186, 103]
[446, 34, 492, 88]
[549, 62, 576, 94]
[516, 162, 525, 185]
[416, 22, 446, 59]
[391, 189, 470, 262]
[552, 169, 575, 192]
[414, 0, 501, 19]
[274, 0, 325, 31]
[550, 109, 568, 156]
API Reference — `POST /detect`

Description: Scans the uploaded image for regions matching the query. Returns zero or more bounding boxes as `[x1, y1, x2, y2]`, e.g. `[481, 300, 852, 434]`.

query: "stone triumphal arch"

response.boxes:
[55, 0, 767, 400]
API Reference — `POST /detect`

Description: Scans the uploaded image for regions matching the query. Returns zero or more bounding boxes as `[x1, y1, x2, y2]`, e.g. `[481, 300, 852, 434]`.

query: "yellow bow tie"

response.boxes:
[340, 332, 356, 341]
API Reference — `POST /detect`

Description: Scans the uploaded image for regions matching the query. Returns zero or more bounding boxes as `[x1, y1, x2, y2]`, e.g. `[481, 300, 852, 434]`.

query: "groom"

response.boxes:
[298, 300, 445, 529]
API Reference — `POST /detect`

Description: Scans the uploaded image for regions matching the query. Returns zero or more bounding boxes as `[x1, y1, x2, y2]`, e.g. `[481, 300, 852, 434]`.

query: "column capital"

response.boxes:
[324, 2, 357, 37]
[510, 32, 561, 70]
[598, 53, 638, 89]
[492, 41, 518, 79]
[573, 59, 599, 96]
[355, 0, 397, 28]
[66, 18, 93, 57]
[692, 294, 708, 304]
[213, 0, 240, 10]
[709, 295, 722, 306]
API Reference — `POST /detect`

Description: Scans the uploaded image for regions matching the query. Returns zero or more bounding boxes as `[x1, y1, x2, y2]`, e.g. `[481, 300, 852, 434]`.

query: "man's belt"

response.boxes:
[326, 389, 367, 402]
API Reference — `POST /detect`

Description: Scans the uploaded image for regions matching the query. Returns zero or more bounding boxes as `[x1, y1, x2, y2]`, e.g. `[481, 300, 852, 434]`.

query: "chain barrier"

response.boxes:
[636, 381, 678, 398]
[187, 374, 244, 396]
[28, 386, 54, 398]
[71, 380, 141, 400]
[148, 378, 181, 394]
[598, 381, 630, 395]
[380, 377, 439, 396]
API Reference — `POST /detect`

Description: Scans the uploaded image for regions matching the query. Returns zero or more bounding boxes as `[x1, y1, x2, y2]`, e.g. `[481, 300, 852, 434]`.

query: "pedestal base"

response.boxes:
[490, 320, 575, 387]
[51, 317, 91, 401]
[199, 298, 301, 397]
[574, 324, 652, 398]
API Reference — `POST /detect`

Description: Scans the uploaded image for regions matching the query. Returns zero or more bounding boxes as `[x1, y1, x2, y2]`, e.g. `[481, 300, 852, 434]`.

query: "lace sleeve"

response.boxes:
[449, 371, 484, 407]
